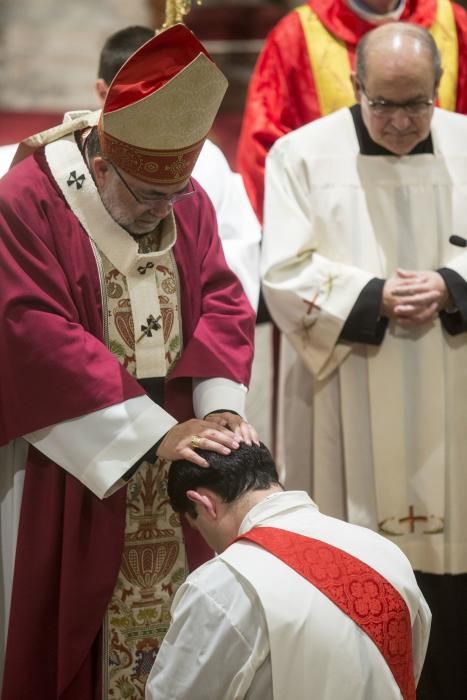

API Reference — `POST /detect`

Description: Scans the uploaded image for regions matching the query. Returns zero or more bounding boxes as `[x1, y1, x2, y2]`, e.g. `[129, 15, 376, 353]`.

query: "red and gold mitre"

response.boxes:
[98, 23, 227, 185]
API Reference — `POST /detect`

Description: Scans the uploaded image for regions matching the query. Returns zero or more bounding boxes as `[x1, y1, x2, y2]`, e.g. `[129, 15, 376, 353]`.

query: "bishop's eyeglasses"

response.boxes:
[108, 160, 196, 206]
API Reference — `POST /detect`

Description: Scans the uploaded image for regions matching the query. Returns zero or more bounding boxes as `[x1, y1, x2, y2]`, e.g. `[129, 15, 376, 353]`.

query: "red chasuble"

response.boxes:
[237, 527, 416, 700]
[237, 0, 467, 221]
[0, 149, 254, 699]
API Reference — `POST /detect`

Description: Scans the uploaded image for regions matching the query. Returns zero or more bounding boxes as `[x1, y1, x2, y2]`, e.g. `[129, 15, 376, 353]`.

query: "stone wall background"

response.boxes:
[0, 0, 149, 112]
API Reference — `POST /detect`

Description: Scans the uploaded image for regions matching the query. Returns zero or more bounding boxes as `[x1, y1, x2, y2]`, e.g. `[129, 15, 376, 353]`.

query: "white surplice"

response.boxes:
[193, 139, 261, 312]
[146, 491, 430, 700]
[262, 107, 467, 575]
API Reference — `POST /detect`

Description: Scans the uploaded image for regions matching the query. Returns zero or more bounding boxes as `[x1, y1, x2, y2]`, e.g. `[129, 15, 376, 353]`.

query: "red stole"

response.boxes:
[237, 527, 416, 700]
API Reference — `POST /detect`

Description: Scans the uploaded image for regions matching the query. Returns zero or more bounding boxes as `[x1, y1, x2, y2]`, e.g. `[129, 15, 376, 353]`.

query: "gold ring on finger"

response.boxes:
[190, 434, 202, 450]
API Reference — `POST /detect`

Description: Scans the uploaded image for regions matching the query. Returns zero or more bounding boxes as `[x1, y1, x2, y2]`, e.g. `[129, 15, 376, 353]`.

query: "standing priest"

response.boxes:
[0, 25, 256, 699]
[262, 23, 467, 700]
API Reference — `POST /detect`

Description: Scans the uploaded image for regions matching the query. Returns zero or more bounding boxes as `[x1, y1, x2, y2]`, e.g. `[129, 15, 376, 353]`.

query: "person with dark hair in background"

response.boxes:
[96, 26, 158, 97]
[146, 442, 430, 700]
[0, 25, 256, 699]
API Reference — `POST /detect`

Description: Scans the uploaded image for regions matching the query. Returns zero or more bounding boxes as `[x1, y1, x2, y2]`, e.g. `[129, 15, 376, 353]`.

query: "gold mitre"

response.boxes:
[98, 23, 227, 185]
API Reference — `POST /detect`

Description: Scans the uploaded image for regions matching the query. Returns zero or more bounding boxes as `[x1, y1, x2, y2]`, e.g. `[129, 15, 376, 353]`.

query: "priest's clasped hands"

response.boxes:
[156, 413, 260, 468]
[381, 268, 451, 326]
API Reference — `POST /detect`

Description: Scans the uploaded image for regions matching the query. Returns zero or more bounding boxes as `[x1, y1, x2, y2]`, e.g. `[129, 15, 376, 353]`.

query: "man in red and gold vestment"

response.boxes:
[0, 25, 256, 699]
[238, 0, 467, 222]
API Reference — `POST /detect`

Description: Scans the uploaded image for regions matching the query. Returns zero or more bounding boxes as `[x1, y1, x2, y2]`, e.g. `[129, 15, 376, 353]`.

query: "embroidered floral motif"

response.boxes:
[108, 339, 127, 362]
[98, 247, 186, 698]
[135, 231, 160, 255]
[164, 154, 188, 178]
[160, 300, 174, 341]
[106, 269, 124, 299]
[161, 276, 176, 295]
[114, 299, 135, 349]
[106, 462, 187, 698]
[102, 251, 181, 377]
[238, 527, 415, 700]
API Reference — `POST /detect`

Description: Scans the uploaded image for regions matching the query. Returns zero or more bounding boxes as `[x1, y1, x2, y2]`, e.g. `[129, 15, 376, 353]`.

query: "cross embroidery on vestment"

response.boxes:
[67, 170, 85, 189]
[136, 314, 162, 343]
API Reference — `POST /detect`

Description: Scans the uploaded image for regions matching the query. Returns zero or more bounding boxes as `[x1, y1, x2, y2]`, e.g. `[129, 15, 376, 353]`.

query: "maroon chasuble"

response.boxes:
[0, 149, 254, 699]
[237, 527, 416, 700]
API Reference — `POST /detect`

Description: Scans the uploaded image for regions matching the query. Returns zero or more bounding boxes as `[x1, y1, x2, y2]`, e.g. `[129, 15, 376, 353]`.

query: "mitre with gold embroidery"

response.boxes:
[98, 22, 227, 185]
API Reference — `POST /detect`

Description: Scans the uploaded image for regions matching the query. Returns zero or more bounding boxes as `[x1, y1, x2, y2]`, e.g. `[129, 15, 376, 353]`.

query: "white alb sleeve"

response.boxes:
[192, 378, 247, 419]
[146, 561, 269, 700]
[193, 140, 261, 311]
[25, 395, 177, 499]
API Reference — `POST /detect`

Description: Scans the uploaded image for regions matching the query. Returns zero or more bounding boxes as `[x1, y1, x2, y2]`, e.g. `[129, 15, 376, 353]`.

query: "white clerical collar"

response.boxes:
[346, 0, 406, 23]
[238, 491, 318, 535]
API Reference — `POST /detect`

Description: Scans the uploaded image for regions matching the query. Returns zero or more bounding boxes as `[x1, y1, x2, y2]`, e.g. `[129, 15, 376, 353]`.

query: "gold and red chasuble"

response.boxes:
[97, 236, 188, 698]
[237, 527, 416, 700]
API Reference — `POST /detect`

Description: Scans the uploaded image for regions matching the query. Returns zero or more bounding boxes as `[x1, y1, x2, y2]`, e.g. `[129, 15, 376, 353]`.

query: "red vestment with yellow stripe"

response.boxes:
[237, 0, 467, 221]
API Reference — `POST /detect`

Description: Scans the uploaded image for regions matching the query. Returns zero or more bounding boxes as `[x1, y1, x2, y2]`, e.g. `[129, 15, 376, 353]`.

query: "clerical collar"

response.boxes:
[346, 0, 406, 23]
[349, 104, 434, 156]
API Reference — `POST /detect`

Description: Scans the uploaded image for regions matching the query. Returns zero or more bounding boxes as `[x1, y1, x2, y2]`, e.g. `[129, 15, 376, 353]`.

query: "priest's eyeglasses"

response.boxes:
[361, 86, 434, 116]
[108, 161, 196, 206]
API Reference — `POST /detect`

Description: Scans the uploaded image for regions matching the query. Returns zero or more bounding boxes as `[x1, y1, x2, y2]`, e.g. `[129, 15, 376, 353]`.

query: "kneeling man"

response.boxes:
[146, 443, 431, 699]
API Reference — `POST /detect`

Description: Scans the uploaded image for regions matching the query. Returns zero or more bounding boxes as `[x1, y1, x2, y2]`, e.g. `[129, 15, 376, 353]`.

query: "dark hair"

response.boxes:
[356, 23, 442, 87]
[168, 442, 281, 518]
[97, 26, 155, 85]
